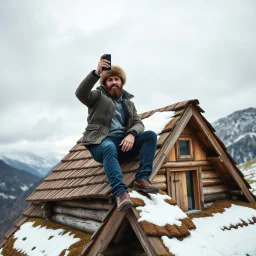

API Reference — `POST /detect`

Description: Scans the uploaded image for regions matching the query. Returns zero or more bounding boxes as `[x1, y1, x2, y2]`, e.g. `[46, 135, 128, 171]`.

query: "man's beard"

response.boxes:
[105, 85, 123, 100]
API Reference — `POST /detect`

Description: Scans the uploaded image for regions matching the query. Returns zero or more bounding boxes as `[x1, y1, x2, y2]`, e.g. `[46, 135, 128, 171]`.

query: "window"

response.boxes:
[179, 140, 190, 155]
[176, 137, 193, 160]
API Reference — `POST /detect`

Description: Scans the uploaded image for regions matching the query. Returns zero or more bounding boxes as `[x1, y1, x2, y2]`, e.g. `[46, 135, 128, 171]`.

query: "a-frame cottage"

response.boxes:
[1, 99, 256, 256]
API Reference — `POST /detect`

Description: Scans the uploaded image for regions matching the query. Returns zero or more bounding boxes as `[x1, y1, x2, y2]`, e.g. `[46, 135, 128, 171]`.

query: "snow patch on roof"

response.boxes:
[129, 190, 187, 226]
[13, 221, 80, 256]
[142, 111, 173, 135]
[162, 204, 256, 256]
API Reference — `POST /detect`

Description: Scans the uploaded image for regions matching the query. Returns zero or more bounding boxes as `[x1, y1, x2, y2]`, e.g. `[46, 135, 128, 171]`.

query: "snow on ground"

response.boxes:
[20, 184, 29, 192]
[239, 159, 256, 196]
[12, 221, 80, 256]
[162, 204, 256, 256]
[129, 190, 187, 226]
[142, 111, 174, 139]
[0, 247, 2, 256]
[0, 193, 16, 199]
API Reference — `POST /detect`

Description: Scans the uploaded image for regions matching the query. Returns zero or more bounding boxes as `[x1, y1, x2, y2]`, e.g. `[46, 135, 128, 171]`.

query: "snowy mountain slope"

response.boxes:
[0, 151, 64, 177]
[0, 159, 43, 238]
[0, 160, 40, 202]
[239, 157, 256, 196]
[212, 107, 256, 164]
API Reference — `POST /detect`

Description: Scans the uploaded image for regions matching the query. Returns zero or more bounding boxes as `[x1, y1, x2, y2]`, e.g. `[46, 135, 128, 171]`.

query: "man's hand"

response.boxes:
[96, 54, 110, 76]
[120, 134, 135, 152]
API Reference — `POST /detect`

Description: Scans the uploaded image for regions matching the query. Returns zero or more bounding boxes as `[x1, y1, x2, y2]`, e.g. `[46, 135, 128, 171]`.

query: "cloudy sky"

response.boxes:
[1, 0, 255, 156]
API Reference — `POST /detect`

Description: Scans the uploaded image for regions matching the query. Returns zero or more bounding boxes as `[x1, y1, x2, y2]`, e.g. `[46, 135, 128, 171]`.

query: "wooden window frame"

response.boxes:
[166, 167, 203, 212]
[176, 136, 194, 161]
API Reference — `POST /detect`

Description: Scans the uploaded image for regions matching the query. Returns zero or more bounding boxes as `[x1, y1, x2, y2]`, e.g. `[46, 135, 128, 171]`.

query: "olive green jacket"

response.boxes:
[75, 70, 145, 146]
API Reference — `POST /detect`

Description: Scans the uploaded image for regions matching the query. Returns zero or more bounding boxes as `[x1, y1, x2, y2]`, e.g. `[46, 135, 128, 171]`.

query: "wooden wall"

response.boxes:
[153, 123, 231, 210]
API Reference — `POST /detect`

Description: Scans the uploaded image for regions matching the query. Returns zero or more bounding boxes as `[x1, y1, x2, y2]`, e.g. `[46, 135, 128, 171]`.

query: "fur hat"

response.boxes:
[99, 65, 126, 86]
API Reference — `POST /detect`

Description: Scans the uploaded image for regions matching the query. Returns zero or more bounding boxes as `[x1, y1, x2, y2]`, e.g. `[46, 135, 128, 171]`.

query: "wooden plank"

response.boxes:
[55, 199, 112, 210]
[52, 213, 101, 234]
[193, 138, 207, 161]
[152, 175, 166, 183]
[170, 171, 187, 211]
[204, 192, 230, 203]
[86, 208, 126, 256]
[193, 170, 201, 210]
[203, 185, 228, 195]
[191, 106, 255, 203]
[229, 190, 244, 196]
[53, 205, 108, 222]
[150, 107, 193, 181]
[202, 171, 219, 179]
[126, 211, 157, 256]
[162, 161, 211, 168]
[167, 167, 198, 172]
[167, 169, 171, 197]
[152, 182, 167, 191]
[148, 237, 170, 255]
[202, 178, 224, 187]
[198, 167, 204, 210]
[167, 145, 176, 161]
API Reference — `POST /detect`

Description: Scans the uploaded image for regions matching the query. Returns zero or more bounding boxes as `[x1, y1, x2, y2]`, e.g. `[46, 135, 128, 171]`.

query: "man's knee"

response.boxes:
[101, 140, 117, 156]
[143, 130, 157, 141]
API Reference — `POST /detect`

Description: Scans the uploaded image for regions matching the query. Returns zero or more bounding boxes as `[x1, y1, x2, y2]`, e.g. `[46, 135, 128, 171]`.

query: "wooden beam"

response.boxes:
[126, 211, 157, 256]
[229, 190, 244, 196]
[204, 192, 230, 203]
[55, 199, 112, 211]
[202, 178, 224, 187]
[191, 106, 255, 203]
[86, 208, 126, 256]
[152, 175, 166, 183]
[53, 205, 108, 222]
[52, 213, 101, 234]
[202, 171, 219, 179]
[198, 167, 204, 210]
[162, 160, 211, 168]
[203, 185, 228, 195]
[150, 107, 193, 181]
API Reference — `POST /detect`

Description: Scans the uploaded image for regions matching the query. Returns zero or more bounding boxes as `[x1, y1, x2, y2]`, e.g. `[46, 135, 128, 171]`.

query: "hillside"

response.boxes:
[239, 157, 256, 196]
[0, 160, 43, 238]
[0, 151, 64, 177]
[212, 107, 256, 164]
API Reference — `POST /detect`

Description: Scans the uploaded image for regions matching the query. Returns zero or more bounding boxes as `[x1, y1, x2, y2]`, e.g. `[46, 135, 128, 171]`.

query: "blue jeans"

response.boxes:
[86, 130, 157, 198]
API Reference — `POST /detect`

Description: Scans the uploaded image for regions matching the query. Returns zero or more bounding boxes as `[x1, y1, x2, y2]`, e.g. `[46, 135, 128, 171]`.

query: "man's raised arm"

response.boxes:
[75, 54, 110, 107]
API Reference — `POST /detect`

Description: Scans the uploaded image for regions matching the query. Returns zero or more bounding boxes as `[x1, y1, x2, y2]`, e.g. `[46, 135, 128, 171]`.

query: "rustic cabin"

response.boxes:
[1, 99, 255, 256]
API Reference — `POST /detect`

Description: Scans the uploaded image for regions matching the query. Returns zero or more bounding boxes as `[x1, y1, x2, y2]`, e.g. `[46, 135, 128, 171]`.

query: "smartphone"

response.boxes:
[102, 54, 111, 71]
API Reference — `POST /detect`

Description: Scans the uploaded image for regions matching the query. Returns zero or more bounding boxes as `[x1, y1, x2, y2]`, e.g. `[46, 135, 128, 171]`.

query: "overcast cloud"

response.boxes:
[0, 0, 255, 155]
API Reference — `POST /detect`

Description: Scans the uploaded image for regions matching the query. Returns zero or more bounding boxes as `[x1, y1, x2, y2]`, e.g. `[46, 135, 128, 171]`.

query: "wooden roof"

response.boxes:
[26, 99, 200, 202]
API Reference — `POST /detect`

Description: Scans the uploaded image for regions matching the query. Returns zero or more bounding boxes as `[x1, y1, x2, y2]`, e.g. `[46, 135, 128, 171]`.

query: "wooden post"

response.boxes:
[53, 205, 108, 222]
[52, 214, 101, 234]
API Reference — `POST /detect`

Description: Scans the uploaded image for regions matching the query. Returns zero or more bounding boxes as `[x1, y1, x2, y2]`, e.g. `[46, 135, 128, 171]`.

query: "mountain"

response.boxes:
[0, 159, 40, 203]
[0, 160, 44, 238]
[0, 151, 64, 177]
[239, 158, 256, 196]
[212, 107, 256, 164]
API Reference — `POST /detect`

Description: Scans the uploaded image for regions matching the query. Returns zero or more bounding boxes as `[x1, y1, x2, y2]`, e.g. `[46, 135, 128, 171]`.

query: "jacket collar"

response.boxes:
[97, 85, 134, 100]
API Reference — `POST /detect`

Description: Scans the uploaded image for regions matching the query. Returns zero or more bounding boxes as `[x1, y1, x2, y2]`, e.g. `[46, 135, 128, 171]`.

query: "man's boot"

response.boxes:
[133, 178, 159, 193]
[116, 191, 134, 212]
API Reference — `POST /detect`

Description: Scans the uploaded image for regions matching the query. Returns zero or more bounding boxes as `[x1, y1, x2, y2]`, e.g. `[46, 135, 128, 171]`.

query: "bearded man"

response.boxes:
[75, 54, 159, 212]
